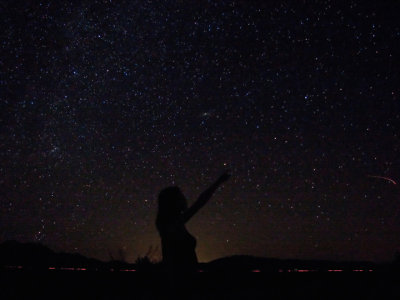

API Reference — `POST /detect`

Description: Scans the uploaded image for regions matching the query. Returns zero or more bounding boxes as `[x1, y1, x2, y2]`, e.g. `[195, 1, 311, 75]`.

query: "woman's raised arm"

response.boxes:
[181, 171, 231, 223]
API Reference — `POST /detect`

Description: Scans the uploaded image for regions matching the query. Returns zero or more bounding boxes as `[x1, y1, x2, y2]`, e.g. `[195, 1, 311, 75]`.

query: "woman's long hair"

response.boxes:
[156, 186, 187, 231]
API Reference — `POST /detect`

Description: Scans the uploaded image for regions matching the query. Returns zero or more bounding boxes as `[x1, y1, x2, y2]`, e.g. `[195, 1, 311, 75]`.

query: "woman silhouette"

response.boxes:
[156, 171, 230, 275]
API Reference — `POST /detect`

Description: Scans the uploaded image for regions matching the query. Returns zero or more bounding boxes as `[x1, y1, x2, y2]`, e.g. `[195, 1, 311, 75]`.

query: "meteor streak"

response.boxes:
[367, 175, 397, 185]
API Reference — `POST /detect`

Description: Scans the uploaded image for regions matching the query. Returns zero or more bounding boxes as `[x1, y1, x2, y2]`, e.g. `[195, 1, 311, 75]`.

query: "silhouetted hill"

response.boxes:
[204, 255, 398, 273]
[0, 240, 135, 271]
[1, 241, 398, 273]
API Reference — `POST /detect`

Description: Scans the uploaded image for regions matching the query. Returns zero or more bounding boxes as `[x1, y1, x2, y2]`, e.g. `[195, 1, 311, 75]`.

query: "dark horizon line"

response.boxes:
[1, 239, 399, 267]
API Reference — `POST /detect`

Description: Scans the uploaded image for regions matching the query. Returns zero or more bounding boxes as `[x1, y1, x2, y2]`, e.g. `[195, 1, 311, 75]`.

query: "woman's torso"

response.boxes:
[159, 222, 198, 272]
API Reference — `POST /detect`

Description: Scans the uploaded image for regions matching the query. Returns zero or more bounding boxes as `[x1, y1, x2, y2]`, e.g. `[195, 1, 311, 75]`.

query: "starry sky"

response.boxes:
[1, 0, 399, 263]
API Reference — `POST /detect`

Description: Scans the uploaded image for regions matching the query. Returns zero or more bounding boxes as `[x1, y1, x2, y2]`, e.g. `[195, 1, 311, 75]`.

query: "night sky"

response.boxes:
[1, 0, 399, 263]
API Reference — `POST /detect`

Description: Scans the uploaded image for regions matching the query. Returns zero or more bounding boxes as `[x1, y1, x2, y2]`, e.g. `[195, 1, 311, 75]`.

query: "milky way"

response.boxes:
[1, 0, 399, 263]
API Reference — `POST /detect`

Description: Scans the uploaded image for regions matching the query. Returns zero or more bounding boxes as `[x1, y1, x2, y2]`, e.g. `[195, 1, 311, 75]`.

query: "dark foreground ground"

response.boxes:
[1, 270, 399, 300]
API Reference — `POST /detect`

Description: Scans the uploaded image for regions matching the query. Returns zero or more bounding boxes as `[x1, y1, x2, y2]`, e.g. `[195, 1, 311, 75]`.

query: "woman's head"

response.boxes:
[157, 186, 187, 219]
